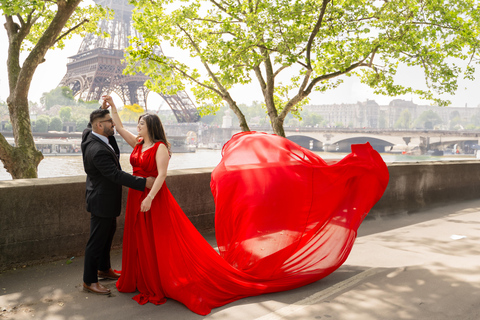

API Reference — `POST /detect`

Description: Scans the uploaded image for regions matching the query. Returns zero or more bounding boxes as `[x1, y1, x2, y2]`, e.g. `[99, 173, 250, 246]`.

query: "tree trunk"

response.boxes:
[0, 134, 43, 179]
[1, 96, 43, 179]
[224, 94, 250, 132]
[0, 0, 82, 179]
[271, 117, 286, 137]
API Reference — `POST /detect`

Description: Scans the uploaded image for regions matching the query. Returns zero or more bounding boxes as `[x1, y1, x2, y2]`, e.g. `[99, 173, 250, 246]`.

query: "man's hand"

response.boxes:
[102, 95, 116, 109]
[146, 177, 155, 189]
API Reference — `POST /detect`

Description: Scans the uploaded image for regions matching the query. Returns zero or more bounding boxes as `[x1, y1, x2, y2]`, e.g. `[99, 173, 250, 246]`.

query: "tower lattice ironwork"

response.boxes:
[58, 0, 199, 122]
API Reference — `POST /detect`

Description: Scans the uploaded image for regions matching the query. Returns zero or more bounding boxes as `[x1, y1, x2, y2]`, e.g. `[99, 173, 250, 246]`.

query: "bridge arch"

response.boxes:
[286, 134, 394, 153]
[287, 135, 323, 151]
[331, 137, 394, 153]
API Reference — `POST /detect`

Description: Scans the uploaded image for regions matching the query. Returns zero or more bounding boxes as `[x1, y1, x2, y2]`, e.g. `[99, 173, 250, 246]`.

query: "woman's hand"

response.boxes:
[140, 196, 153, 212]
[101, 98, 109, 110]
[102, 95, 115, 109]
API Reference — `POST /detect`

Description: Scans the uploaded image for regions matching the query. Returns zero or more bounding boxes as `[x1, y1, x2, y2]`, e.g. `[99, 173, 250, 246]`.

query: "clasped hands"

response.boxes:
[101, 95, 115, 109]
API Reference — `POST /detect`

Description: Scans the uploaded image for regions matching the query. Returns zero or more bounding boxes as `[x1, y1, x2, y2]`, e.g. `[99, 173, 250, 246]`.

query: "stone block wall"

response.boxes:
[370, 161, 480, 217]
[0, 168, 215, 271]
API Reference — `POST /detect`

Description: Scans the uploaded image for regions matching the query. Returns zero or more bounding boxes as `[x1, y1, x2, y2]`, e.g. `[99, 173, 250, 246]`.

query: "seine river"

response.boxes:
[0, 149, 476, 181]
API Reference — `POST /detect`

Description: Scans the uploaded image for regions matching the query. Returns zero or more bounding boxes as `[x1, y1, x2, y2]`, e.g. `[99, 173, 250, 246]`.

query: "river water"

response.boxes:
[0, 149, 476, 181]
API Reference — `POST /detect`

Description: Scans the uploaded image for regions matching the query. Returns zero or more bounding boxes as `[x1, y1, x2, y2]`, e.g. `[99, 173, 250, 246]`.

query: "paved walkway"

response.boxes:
[1, 200, 479, 320]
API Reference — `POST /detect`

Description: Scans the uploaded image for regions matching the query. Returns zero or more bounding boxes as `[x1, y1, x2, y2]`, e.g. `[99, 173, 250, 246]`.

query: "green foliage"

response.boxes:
[465, 123, 477, 130]
[0, 0, 111, 179]
[0, 1, 110, 51]
[301, 112, 325, 127]
[413, 110, 443, 129]
[41, 87, 76, 109]
[75, 118, 89, 131]
[34, 116, 50, 133]
[238, 102, 269, 126]
[59, 106, 72, 122]
[450, 115, 463, 130]
[78, 99, 101, 109]
[49, 117, 63, 131]
[3, 121, 12, 131]
[125, 0, 480, 135]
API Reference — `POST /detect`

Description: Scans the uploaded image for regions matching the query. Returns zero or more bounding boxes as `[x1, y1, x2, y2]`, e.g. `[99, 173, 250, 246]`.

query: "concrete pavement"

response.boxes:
[1, 199, 479, 320]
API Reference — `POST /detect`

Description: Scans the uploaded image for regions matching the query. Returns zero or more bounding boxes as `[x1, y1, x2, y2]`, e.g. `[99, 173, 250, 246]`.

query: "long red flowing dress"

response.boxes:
[116, 132, 389, 315]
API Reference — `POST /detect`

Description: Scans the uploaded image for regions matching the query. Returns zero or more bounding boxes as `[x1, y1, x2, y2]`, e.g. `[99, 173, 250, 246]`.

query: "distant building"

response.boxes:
[306, 99, 480, 129]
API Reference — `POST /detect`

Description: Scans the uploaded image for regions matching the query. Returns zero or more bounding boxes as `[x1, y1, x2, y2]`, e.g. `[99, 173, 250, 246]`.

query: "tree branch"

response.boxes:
[208, 0, 244, 22]
[0, 133, 14, 165]
[151, 58, 223, 97]
[55, 18, 89, 43]
[253, 65, 266, 92]
[177, 24, 230, 98]
[306, 0, 331, 69]
[305, 60, 368, 94]
[273, 65, 288, 78]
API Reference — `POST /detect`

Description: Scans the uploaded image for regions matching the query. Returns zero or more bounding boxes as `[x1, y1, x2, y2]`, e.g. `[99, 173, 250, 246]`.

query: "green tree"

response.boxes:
[59, 106, 72, 122]
[302, 112, 325, 127]
[75, 118, 89, 131]
[414, 110, 443, 129]
[0, 1, 107, 179]
[49, 117, 63, 131]
[4, 122, 12, 131]
[450, 116, 463, 130]
[394, 109, 412, 129]
[239, 101, 269, 126]
[33, 116, 50, 133]
[471, 111, 480, 128]
[41, 87, 75, 109]
[78, 99, 100, 109]
[125, 0, 480, 138]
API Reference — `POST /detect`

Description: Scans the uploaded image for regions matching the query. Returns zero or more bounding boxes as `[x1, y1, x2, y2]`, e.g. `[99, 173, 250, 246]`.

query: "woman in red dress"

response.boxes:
[103, 96, 389, 315]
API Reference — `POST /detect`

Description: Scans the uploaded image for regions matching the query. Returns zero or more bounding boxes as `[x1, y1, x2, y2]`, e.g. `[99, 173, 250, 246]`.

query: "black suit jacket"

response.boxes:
[81, 128, 146, 218]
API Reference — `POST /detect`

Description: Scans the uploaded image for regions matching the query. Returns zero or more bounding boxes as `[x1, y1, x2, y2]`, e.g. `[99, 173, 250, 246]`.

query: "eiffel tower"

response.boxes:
[58, 0, 199, 122]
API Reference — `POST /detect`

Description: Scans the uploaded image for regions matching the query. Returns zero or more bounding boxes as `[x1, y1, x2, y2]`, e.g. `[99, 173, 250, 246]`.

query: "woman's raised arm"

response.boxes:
[102, 95, 137, 148]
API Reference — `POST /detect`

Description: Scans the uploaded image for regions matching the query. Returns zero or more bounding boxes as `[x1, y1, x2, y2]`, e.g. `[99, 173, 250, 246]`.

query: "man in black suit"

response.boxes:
[81, 108, 153, 294]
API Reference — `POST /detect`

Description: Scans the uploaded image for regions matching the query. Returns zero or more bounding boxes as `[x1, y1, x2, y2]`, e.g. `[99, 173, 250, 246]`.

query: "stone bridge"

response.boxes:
[281, 128, 480, 153]
[136, 124, 480, 154]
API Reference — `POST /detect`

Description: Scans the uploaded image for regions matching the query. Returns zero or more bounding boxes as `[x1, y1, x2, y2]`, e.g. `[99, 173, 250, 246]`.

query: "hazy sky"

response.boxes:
[1, 15, 479, 111]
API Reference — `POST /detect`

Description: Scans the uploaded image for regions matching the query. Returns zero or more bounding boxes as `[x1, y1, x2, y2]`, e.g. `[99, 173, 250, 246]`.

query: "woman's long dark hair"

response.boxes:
[137, 113, 171, 153]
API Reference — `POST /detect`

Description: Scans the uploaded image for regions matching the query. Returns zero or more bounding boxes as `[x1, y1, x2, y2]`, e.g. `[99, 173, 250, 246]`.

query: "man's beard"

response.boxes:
[104, 127, 115, 136]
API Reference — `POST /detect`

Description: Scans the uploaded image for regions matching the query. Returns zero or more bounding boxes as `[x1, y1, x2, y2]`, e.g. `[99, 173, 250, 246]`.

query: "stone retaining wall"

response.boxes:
[0, 168, 215, 272]
[1, 162, 479, 271]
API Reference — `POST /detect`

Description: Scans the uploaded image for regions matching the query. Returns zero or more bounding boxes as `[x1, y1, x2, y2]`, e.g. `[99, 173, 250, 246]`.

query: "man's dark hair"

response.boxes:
[90, 109, 110, 124]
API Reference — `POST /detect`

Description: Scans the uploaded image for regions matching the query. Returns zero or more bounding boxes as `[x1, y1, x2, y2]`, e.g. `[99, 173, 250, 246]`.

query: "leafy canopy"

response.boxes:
[125, 0, 480, 127]
[0, 0, 110, 51]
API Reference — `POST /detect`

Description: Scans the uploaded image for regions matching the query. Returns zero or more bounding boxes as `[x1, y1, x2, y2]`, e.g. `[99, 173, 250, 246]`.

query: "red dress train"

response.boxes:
[116, 132, 389, 315]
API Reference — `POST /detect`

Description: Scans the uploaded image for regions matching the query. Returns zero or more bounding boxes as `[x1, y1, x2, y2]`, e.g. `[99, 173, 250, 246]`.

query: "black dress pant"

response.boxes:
[83, 214, 117, 283]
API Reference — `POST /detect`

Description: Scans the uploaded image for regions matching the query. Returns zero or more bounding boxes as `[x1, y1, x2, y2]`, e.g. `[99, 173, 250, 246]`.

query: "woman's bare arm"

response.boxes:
[102, 95, 137, 148]
[140, 143, 170, 212]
